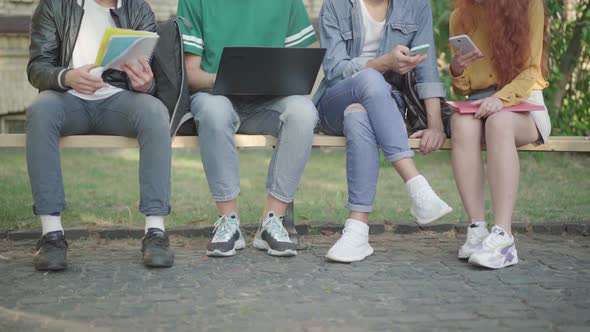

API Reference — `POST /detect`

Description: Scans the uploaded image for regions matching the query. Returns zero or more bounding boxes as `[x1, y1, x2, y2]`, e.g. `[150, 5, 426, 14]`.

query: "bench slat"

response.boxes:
[0, 134, 588, 152]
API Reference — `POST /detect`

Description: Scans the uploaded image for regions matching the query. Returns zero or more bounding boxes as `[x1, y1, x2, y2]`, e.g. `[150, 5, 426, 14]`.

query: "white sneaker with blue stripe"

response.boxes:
[468, 225, 518, 269]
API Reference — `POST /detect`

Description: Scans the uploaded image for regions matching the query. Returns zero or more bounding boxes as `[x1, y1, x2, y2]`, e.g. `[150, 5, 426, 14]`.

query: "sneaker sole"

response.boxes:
[325, 246, 374, 263]
[144, 256, 174, 268]
[34, 261, 67, 271]
[252, 238, 297, 257]
[207, 239, 246, 257]
[468, 255, 519, 269]
[412, 205, 453, 226]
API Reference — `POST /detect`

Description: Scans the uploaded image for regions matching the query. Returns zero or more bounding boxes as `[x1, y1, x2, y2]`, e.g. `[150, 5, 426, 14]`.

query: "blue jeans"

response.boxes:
[26, 90, 172, 216]
[319, 69, 414, 213]
[190, 93, 318, 203]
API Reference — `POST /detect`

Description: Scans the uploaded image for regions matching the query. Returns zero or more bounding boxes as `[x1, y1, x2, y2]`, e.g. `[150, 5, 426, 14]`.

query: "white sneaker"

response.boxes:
[325, 219, 374, 263]
[458, 221, 490, 259]
[468, 225, 518, 269]
[406, 175, 453, 225]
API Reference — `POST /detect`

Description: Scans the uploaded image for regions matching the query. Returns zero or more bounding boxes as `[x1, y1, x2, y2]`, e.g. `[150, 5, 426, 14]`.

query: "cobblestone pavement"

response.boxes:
[0, 232, 589, 332]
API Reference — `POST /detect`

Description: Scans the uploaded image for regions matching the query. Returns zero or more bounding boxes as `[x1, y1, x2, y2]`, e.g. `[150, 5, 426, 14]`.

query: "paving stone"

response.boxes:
[565, 224, 589, 236]
[63, 227, 90, 240]
[419, 223, 455, 233]
[0, 233, 588, 331]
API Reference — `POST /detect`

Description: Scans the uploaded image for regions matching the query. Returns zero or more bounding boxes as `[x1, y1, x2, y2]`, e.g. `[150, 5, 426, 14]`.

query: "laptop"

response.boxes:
[213, 47, 326, 96]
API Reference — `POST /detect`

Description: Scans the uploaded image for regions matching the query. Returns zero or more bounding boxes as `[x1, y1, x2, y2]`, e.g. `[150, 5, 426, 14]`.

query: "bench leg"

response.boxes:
[283, 201, 299, 247]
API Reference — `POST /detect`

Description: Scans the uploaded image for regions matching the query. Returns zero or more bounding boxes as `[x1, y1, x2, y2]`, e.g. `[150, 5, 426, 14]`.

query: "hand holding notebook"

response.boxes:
[447, 100, 545, 114]
[95, 28, 159, 71]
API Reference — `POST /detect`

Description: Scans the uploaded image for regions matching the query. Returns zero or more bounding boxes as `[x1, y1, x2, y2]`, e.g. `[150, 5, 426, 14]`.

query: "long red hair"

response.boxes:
[453, 0, 549, 88]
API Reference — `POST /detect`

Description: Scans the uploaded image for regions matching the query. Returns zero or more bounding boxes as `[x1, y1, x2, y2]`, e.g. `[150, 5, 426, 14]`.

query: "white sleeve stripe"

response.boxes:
[182, 34, 204, 46]
[284, 25, 314, 43]
[183, 40, 203, 50]
[285, 30, 315, 47]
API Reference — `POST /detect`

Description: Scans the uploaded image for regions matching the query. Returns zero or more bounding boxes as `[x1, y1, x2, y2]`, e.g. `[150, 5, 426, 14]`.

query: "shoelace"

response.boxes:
[467, 226, 488, 245]
[212, 216, 238, 241]
[411, 186, 435, 207]
[265, 216, 290, 242]
[38, 236, 67, 251]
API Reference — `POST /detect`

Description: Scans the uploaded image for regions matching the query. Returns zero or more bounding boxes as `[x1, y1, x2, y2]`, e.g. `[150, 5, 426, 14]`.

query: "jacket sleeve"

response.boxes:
[412, 0, 446, 99]
[131, 0, 158, 95]
[320, 0, 368, 84]
[448, 11, 472, 96]
[27, 0, 69, 92]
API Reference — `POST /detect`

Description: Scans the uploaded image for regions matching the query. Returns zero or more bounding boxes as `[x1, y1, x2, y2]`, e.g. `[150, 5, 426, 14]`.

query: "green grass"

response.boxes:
[1, 148, 589, 230]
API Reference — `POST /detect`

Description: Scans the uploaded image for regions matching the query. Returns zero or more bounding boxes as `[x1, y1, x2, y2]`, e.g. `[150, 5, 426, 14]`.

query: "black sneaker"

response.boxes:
[253, 211, 297, 257]
[207, 213, 245, 257]
[33, 231, 68, 271]
[141, 228, 174, 268]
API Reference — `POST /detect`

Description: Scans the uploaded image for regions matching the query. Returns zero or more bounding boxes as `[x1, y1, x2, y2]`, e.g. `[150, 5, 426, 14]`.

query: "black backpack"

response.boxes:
[385, 70, 453, 138]
[152, 16, 195, 137]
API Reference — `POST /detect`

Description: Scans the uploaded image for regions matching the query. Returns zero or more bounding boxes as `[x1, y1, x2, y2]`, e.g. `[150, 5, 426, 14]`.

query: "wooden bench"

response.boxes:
[1, 133, 588, 245]
[1, 133, 589, 151]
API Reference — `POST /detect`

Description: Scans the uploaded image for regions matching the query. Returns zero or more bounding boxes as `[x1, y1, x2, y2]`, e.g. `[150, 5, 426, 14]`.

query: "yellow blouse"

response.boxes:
[449, 0, 549, 106]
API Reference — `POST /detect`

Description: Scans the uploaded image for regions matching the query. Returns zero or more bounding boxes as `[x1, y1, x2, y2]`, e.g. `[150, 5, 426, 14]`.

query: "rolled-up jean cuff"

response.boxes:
[385, 150, 415, 163]
[267, 190, 294, 204]
[346, 202, 373, 213]
[33, 204, 66, 216]
[211, 187, 241, 202]
[416, 82, 446, 100]
[140, 205, 172, 217]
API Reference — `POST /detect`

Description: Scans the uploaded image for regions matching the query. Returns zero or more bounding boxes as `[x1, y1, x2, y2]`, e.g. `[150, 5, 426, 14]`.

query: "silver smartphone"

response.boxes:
[449, 35, 481, 54]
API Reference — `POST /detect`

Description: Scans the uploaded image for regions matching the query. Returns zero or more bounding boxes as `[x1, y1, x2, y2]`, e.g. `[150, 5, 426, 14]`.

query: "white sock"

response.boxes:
[471, 221, 486, 227]
[40, 215, 64, 235]
[405, 175, 430, 196]
[145, 216, 165, 233]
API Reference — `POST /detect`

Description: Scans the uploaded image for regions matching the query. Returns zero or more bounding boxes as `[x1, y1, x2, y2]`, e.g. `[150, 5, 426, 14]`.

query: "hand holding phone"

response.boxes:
[449, 35, 483, 76]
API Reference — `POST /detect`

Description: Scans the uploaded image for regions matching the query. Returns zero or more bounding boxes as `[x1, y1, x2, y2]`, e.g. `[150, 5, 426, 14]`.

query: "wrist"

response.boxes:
[62, 69, 73, 89]
[450, 63, 464, 77]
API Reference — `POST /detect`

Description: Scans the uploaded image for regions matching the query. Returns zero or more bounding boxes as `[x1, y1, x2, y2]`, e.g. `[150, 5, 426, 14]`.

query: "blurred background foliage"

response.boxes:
[430, 0, 589, 136]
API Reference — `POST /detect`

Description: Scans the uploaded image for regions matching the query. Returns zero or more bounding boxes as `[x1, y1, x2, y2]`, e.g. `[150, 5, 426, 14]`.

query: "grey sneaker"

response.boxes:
[33, 231, 68, 271]
[207, 213, 245, 257]
[253, 211, 297, 257]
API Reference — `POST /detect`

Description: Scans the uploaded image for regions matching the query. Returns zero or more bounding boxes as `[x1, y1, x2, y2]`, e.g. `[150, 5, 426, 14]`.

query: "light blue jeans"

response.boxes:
[318, 69, 414, 213]
[190, 93, 318, 203]
[26, 90, 172, 216]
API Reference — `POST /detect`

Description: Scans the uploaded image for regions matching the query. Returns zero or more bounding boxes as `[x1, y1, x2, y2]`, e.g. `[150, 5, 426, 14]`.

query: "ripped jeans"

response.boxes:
[318, 69, 414, 213]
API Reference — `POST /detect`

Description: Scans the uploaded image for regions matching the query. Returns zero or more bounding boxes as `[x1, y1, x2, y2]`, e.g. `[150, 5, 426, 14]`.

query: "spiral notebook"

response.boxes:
[95, 28, 159, 71]
[447, 101, 545, 113]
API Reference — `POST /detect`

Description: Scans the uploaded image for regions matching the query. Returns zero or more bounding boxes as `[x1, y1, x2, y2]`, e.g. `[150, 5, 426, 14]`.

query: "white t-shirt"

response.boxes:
[68, 0, 124, 100]
[359, 0, 386, 61]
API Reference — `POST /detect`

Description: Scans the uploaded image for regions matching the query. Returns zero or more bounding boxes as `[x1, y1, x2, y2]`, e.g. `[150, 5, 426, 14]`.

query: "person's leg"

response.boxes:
[190, 92, 244, 257]
[95, 91, 173, 267]
[234, 95, 316, 256]
[190, 92, 241, 215]
[26, 90, 90, 271]
[450, 113, 486, 221]
[450, 112, 490, 259]
[468, 111, 539, 269]
[484, 112, 540, 234]
[236, 95, 317, 217]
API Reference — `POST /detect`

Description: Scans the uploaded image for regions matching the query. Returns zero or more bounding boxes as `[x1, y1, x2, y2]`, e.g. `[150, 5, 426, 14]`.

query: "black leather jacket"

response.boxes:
[27, 0, 157, 92]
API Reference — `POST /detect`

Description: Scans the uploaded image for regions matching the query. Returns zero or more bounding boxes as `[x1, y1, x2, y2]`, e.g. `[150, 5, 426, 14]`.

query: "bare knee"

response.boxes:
[451, 113, 482, 145]
[344, 104, 366, 114]
[485, 113, 514, 141]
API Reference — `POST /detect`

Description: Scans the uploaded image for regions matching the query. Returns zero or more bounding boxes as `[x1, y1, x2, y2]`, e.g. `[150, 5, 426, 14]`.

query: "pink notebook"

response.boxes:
[447, 101, 545, 114]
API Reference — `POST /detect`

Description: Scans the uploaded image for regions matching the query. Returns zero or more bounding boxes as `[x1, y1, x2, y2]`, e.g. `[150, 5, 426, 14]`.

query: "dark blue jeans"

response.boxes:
[319, 69, 414, 213]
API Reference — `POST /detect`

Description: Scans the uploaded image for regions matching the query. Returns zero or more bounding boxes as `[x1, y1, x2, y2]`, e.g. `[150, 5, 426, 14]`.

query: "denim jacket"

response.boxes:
[313, 0, 446, 105]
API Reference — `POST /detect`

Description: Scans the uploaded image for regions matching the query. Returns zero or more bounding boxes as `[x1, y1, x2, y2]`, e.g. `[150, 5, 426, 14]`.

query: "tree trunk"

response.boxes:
[551, 0, 590, 113]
